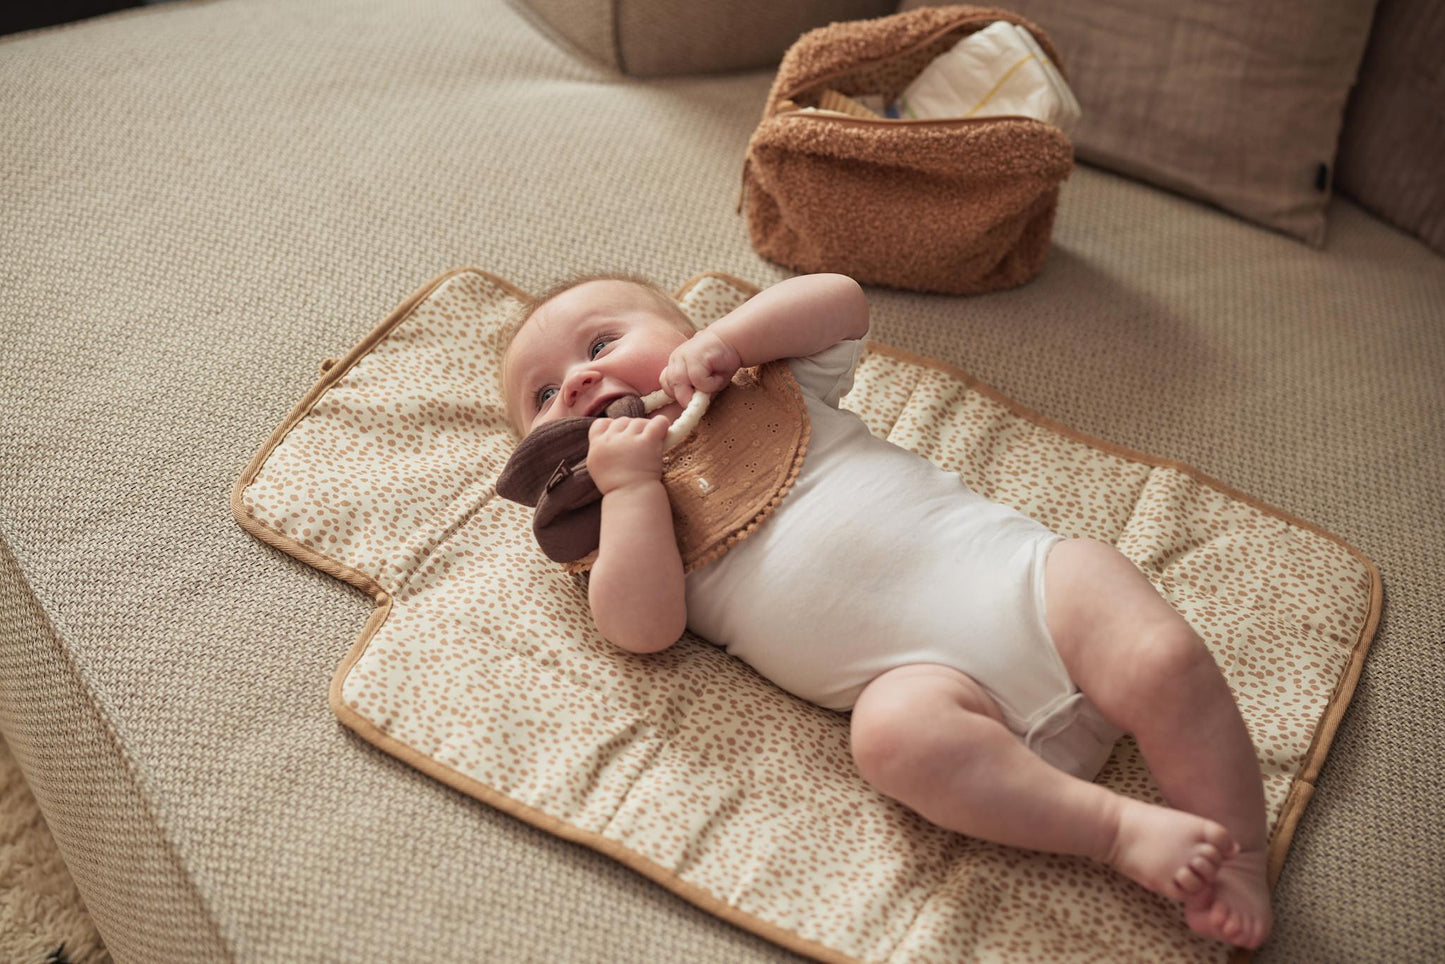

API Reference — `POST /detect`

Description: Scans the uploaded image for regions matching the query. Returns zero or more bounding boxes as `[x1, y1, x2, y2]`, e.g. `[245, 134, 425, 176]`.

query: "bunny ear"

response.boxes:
[533, 465, 605, 562]
[496, 394, 646, 562]
[604, 395, 646, 418]
[496, 416, 594, 507]
[496, 395, 648, 506]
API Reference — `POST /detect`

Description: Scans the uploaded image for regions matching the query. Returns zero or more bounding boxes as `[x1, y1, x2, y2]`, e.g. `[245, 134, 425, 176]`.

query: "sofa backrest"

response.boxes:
[513, 0, 896, 76]
[1333, 0, 1444, 254]
[513, 0, 1442, 254]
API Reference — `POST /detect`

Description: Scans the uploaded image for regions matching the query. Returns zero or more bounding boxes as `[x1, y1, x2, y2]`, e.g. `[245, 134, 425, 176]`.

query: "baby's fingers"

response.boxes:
[684, 351, 728, 394]
[619, 415, 666, 437]
[661, 361, 695, 407]
[588, 414, 668, 443]
[588, 416, 632, 442]
[588, 417, 613, 440]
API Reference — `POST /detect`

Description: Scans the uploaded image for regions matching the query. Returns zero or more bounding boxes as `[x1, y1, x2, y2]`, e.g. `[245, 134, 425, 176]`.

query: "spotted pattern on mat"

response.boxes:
[237, 270, 1375, 964]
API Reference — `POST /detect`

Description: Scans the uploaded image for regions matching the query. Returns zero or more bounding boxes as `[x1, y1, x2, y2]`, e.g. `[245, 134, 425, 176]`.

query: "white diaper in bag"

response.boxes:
[891, 20, 1082, 133]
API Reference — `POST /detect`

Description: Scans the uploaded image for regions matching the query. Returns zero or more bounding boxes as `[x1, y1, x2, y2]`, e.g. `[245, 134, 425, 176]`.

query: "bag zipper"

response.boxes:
[774, 14, 1009, 113]
[770, 111, 1037, 129]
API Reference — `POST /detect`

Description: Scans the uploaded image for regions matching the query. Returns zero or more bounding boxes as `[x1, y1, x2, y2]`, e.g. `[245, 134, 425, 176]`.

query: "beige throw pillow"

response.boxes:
[1334, 0, 1445, 254]
[899, 0, 1379, 246]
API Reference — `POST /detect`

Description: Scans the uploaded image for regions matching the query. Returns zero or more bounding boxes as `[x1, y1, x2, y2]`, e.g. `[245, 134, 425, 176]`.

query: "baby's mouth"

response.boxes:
[585, 394, 626, 418]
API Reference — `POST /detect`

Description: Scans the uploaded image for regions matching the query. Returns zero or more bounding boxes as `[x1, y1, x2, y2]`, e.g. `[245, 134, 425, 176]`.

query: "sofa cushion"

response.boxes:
[1334, 0, 1445, 254]
[899, 0, 1379, 246]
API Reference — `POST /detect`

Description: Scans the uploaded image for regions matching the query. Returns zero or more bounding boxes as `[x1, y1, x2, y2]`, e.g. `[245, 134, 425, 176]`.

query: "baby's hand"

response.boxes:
[587, 416, 670, 495]
[661, 329, 741, 405]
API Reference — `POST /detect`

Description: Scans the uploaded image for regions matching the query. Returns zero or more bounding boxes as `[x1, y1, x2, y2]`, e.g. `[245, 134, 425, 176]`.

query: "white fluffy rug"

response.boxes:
[0, 736, 108, 963]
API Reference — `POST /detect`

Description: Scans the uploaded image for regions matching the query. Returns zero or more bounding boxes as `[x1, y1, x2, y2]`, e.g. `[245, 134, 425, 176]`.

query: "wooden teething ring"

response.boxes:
[640, 389, 711, 451]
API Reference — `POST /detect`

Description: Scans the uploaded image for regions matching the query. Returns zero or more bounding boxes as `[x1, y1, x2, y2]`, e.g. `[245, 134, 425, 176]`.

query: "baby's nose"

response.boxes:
[563, 370, 597, 406]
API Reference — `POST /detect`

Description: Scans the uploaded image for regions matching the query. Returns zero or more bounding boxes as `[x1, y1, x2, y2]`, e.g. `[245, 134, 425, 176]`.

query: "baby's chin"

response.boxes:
[649, 400, 684, 424]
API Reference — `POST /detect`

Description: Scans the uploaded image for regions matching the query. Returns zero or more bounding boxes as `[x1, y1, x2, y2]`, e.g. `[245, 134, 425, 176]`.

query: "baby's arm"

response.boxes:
[661, 273, 869, 403]
[585, 416, 686, 654]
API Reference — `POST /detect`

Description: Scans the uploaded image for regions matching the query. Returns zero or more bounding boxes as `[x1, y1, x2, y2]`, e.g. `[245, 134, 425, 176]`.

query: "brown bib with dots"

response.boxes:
[658, 360, 809, 573]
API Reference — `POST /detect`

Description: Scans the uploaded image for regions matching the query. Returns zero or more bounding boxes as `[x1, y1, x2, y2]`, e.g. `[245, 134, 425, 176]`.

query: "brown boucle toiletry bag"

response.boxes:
[742, 5, 1074, 295]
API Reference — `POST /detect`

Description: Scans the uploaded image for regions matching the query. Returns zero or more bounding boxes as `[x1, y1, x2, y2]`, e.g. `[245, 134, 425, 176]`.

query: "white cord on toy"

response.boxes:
[641, 388, 710, 451]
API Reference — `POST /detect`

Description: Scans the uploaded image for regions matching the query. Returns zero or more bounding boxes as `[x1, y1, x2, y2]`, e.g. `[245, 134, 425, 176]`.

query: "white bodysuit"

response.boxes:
[683, 340, 1122, 781]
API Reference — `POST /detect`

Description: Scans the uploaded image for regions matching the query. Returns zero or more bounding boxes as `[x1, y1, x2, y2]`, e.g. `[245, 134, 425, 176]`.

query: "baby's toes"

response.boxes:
[1220, 909, 1255, 947]
[1194, 848, 1224, 881]
[1173, 863, 1210, 899]
[1201, 822, 1238, 859]
[1184, 903, 1217, 941]
[1209, 901, 1243, 943]
[1221, 907, 1266, 949]
[1174, 843, 1224, 899]
[1189, 909, 1236, 948]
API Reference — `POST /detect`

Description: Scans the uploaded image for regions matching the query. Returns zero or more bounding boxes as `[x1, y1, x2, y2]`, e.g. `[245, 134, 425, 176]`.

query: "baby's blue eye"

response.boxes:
[589, 337, 612, 359]
[535, 386, 558, 409]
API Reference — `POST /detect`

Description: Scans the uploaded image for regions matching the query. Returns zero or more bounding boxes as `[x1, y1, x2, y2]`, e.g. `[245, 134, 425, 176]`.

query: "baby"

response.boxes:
[502, 272, 1273, 949]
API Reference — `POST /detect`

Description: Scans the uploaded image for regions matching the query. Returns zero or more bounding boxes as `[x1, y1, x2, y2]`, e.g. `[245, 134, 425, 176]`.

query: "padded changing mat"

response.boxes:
[233, 269, 1378, 963]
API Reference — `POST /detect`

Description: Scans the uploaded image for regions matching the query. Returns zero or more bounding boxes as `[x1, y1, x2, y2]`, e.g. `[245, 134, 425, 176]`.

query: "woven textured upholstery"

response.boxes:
[1, 0, 1442, 959]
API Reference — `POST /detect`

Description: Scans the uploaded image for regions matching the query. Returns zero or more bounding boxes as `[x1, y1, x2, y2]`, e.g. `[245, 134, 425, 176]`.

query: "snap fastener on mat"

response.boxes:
[234, 268, 1379, 964]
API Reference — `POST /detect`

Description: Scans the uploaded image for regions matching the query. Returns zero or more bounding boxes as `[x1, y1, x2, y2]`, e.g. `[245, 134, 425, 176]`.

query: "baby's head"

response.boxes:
[502, 274, 696, 435]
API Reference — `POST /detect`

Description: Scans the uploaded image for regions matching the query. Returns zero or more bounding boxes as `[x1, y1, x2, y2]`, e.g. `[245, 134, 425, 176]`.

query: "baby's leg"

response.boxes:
[1043, 538, 1272, 948]
[850, 663, 1233, 904]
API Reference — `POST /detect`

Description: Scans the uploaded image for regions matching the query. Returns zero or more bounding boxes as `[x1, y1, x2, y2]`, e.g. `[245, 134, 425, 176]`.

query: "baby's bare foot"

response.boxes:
[1105, 798, 1236, 904]
[1185, 847, 1272, 948]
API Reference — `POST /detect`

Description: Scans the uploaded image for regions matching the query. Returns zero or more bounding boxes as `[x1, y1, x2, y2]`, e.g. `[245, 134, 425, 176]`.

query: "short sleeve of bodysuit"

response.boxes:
[786, 339, 863, 408]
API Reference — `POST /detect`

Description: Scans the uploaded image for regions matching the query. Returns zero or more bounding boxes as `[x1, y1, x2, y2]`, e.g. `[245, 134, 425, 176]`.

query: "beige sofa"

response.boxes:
[1, 0, 1441, 960]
